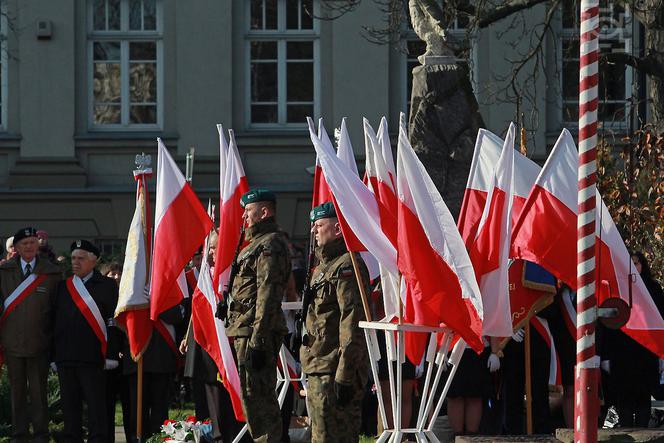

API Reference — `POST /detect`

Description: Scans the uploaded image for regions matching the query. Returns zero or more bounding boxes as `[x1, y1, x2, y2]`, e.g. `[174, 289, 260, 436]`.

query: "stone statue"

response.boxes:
[408, 0, 455, 64]
[407, 0, 484, 219]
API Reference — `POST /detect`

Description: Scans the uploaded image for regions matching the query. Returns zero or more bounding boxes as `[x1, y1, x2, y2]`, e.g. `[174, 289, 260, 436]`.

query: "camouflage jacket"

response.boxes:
[300, 238, 369, 385]
[226, 217, 289, 349]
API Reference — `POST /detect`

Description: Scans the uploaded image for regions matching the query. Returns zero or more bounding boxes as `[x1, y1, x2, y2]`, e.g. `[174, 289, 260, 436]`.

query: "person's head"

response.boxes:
[13, 228, 39, 262]
[207, 230, 218, 265]
[101, 262, 123, 284]
[311, 202, 342, 247]
[70, 240, 100, 278]
[631, 251, 652, 279]
[240, 189, 277, 228]
[191, 247, 203, 271]
[36, 230, 49, 247]
[5, 236, 14, 254]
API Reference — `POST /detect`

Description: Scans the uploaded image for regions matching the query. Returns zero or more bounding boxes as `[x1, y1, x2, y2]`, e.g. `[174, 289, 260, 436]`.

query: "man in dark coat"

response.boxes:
[0, 227, 61, 443]
[53, 240, 120, 442]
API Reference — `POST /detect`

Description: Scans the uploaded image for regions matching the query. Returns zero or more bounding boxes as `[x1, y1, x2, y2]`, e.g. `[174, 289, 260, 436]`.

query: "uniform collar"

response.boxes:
[317, 237, 347, 263]
[246, 217, 279, 240]
[20, 257, 37, 273]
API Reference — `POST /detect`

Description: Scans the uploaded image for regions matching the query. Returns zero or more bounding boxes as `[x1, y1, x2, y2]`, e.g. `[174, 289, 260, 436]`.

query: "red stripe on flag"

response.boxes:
[116, 309, 152, 361]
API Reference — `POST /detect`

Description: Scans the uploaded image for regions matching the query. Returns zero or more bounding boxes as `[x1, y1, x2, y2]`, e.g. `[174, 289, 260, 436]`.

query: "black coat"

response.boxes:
[123, 302, 186, 374]
[53, 270, 120, 367]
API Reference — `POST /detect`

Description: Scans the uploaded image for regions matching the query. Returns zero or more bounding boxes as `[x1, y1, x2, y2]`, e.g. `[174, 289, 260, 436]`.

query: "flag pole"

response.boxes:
[134, 154, 152, 443]
[524, 322, 533, 435]
[576, 1, 600, 442]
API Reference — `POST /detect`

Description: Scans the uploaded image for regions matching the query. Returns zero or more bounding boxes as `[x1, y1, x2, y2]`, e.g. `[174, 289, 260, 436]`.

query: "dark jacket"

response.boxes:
[123, 302, 186, 374]
[53, 270, 120, 367]
[0, 256, 62, 356]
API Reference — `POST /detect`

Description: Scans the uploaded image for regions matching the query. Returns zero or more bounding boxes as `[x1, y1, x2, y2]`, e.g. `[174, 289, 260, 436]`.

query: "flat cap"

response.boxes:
[13, 227, 38, 243]
[310, 201, 337, 222]
[70, 239, 100, 257]
[240, 188, 276, 208]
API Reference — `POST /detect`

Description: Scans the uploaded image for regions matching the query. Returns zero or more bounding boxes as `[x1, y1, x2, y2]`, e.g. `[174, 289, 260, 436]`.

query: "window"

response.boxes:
[402, 14, 473, 116]
[559, 1, 632, 128]
[246, 0, 319, 127]
[88, 0, 162, 129]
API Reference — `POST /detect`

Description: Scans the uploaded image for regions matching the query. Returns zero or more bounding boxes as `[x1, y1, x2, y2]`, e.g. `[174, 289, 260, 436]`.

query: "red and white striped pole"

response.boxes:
[576, 1, 600, 442]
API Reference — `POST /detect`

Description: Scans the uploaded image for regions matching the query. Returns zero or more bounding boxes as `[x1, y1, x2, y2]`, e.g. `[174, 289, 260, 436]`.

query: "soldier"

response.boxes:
[53, 240, 120, 442]
[300, 202, 369, 443]
[0, 227, 61, 443]
[225, 188, 290, 443]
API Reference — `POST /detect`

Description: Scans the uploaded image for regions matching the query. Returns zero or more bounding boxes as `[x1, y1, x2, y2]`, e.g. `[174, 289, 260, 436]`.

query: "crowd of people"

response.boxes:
[0, 188, 662, 443]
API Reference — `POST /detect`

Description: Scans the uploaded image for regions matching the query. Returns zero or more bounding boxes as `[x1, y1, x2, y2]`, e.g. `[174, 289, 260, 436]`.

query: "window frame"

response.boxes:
[244, 0, 320, 129]
[558, 2, 633, 130]
[86, 0, 164, 131]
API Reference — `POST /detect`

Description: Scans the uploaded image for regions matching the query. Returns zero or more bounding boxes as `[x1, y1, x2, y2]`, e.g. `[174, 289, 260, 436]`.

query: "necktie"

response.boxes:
[24, 263, 32, 279]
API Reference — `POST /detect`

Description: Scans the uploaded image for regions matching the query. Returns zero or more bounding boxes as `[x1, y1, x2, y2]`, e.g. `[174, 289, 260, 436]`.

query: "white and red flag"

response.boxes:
[192, 212, 245, 421]
[377, 116, 397, 191]
[150, 139, 214, 320]
[115, 169, 153, 360]
[469, 123, 516, 338]
[311, 120, 334, 208]
[307, 120, 401, 318]
[213, 130, 249, 296]
[511, 129, 664, 357]
[458, 129, 540, 248]
[396, 122, 484, 361]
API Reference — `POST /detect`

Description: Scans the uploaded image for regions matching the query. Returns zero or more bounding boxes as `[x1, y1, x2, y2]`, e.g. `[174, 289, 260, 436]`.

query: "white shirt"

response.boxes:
[20, 257, 36, 275]
[81, 271, 94, 284]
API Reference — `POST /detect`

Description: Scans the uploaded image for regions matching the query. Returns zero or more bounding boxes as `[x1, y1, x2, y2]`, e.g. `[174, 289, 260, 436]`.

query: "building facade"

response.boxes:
[0, 0, 644, 254]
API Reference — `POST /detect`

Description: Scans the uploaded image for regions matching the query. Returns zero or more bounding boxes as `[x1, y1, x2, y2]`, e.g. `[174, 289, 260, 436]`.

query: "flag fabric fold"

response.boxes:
[396, 122, 484, 361]
[511, 129, 664, 357]
[469, 123, 516, 337]
[213, 130, 249, 296]
[150, 138, 214, 320]
[192, 227, 245, 421]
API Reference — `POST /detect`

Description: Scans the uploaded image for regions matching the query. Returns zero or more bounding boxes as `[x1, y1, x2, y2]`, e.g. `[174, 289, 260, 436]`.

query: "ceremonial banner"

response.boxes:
[396, 122, 484, 362]
[116, 173, 152, 360]
[150, 138, 213, 320]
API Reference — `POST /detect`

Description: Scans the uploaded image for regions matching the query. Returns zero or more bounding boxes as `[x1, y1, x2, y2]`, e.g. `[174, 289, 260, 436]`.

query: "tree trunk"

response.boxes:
[645, 25, 664, 133]
[408, 62, 485, 219]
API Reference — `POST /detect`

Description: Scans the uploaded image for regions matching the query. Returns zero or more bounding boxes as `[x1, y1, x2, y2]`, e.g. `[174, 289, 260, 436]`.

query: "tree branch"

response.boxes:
[459, 0, 552, 29]
[603, 52, 664, 78]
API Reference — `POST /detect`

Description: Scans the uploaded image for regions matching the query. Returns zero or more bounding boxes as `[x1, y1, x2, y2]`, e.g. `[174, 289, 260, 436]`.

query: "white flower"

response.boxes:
[162, 423, 176, 435]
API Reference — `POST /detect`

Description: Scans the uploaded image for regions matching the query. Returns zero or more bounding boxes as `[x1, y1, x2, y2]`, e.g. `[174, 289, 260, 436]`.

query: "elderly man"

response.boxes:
[224, 188, 290, 443]
[300, 202, 369, 443]
[53, 240, 120, 443]
[0, 227, 62, 443]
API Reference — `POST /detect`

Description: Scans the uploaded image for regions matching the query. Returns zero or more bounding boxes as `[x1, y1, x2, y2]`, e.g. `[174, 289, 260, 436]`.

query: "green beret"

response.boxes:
[240, 188, 276, 208]
[310, 201, 337, 222]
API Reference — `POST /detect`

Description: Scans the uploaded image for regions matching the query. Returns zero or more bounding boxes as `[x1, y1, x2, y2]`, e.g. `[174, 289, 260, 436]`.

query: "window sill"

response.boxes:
[74, 132, 179, 149]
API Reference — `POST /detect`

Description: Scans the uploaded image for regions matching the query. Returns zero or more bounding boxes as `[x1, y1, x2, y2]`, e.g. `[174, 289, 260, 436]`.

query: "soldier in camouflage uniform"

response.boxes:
[301, 202, 370, 443]
[225, 188, 290, 443]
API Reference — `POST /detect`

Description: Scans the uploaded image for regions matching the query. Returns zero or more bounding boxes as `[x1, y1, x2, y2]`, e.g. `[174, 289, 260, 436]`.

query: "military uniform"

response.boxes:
[300, 206, 369, 443]
[226, 211, 290, 443]
[0, 228, 62, 443]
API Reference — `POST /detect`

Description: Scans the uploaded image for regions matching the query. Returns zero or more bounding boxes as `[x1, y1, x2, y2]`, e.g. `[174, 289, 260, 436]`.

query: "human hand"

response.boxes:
[487, 353, 501, 373]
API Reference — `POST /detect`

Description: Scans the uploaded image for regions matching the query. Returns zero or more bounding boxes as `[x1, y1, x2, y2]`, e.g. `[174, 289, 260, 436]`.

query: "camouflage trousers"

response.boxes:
[307, 374, 365, 443]
[234, 336, 282, 443]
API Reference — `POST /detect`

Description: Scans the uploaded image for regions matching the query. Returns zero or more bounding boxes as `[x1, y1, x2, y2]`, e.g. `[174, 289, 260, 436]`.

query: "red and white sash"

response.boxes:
[1, 274, 48, 325]
[66, 276, 108, 358]
[154, 319, 179, 356]
[558, 287, 577, 339]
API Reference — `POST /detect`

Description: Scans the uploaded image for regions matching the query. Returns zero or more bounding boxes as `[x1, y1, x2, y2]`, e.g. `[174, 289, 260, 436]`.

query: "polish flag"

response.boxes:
[363, 118, 401, 319]
[396, 122, 484, 361]
[335, 119, 381, 283]
[150, 139, 214, 320]
[213, 129, 250, 296]
[469, 123, 516, 338]
[311, 120, 334, 208]
[458, 129, 540, 248]
[192, 224, 245, 421]
[115, 172, 153, 360]
[307, 121, 400, 308]
[511, 129, 664, 357]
